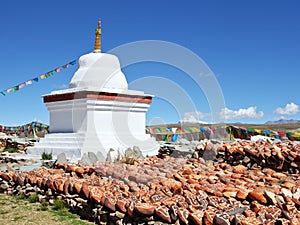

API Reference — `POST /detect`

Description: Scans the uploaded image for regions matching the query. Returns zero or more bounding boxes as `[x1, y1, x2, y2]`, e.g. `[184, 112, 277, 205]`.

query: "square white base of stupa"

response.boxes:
[27, 89, 159, 161]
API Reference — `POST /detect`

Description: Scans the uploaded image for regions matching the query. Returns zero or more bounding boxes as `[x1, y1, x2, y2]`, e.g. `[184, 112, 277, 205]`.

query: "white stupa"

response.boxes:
[27, 21, 159, 161]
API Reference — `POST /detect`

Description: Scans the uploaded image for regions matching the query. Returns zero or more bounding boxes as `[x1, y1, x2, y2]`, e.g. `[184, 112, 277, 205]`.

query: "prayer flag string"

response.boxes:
[0, 60, 76, 96]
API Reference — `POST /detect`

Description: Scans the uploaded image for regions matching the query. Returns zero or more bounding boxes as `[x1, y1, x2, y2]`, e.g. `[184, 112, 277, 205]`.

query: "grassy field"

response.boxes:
[0, 194, 95, 225]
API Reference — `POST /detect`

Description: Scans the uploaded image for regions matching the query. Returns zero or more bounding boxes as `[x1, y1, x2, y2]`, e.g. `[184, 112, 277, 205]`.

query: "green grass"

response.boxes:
[42, 152, 53, 160]
[28, 192, 39, 203]
[12, 215, 26, 221]
[14, 193, 27, 200]
[0, 193, 94, 224]
[4, 147, 18, 153]
[38, 201, 49, 211]
[0, 209, 9, 214]
[52, 199, 66, 211]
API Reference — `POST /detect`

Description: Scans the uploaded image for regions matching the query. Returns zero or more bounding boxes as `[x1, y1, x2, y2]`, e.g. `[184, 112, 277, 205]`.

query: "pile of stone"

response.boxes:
[0, 134, 33, 153]
[1, 149, 300, 225]
[192, 140, 300, 173]
[158, 145, 193, 159]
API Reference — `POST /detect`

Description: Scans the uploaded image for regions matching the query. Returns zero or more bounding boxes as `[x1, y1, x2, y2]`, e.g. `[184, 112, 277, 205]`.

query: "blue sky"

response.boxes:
[0, 0, 299, 126]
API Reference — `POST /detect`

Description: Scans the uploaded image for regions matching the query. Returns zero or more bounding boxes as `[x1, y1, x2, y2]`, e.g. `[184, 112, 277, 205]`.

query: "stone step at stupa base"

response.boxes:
[27, 132, 159, 162]
[37, 133, 85, 142]
[26, 146, 81, 159]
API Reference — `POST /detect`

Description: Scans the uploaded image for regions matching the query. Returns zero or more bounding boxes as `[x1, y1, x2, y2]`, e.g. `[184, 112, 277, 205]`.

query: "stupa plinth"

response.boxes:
[27, 21, 159, 161]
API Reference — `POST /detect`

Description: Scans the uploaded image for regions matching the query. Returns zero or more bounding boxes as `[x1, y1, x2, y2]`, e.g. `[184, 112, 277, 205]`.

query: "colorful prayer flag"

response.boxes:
[69, 60, 76, 65]
[46, 71, 54, 76]
[13, 86, 19, 92]
[40, 74, 47, 79]
[1, 59, 75, 97]
[26, 80, 33, 85]
[7, 88, 13, 93]
[18, 83, 25, 89]
[54, 67, 61, 72]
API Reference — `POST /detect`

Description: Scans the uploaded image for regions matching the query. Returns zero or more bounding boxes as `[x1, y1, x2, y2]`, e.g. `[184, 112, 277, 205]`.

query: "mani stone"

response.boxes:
[56, 153, 67, 164]
[88, 152, 98, 164]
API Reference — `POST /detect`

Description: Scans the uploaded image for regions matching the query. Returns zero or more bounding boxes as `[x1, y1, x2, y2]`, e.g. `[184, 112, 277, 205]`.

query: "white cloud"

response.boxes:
[220, 106, 264, 120]
[274, 102, 300, 115]
[181, 111, 210, 123]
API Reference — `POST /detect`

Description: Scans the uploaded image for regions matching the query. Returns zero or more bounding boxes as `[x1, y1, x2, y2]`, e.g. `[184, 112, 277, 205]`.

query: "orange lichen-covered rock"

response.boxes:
[46, 178, 55, 191]
[178, 207, 189, 224]
[189, 210, 204, 225]
[74, 167, 85, 175]
[203, 207, 216, 225]
[89, 186, 104, 203]
[236, 188, 250, 200]
[16, 173, 25, 186]
[135, 202, 156, 216]
[240, 217, 262, 225]
[243, 209, 256, 218]
[0, 171, 12, 181]
[104, 196, 116, 212]
[290, 217, 300, 225]
[80, 182, 90, 199]
[28, 174, 37, 185]
[116, 198, 128, 213]
[63, 179, 70, 195]
[233, 165, 247, 174]
[248, 190, 268, 204]
[127, 201, 135, 217]
[53, 178, 63, 192]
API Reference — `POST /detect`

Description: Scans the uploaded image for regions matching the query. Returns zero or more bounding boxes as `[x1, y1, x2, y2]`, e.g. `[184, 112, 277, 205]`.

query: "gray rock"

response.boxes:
[96, 151, 105, 162]
[116, 211, 125, 219]
[70, 199, 77, 207]
[0, 183, 9, 190]
[192, 151, 199, 159]
[264, 190, 277, 205]
[25, 187, 34, 193]
[276, 195, 285, 204]
[106, 148, 117, 162]
[75, 197, 88, 204]
[281, 188, 293, 198]
[46, 188, 52, 196]
[124, 148, 135, 158]
[293, 188, 300, 199]
[56, 153, 67, 164]
[80, 153, 92, 165]
[88, 152, 98, 164]
[133, 146, 144, 159]
[38, 194, 46, 203]
[214, 212, 230, 225]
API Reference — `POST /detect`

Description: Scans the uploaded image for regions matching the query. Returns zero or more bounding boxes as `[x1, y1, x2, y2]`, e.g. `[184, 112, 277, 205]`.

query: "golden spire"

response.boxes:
[94, 20, 101, 53]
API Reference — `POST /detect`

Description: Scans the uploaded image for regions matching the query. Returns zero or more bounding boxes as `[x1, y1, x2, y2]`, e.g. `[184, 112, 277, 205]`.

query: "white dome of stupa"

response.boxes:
[69, 20, 128, 91]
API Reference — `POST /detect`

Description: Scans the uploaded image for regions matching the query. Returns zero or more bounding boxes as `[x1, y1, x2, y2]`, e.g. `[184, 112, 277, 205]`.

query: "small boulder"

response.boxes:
[88, 152, 98, 164]
[56, 153, 67, 164]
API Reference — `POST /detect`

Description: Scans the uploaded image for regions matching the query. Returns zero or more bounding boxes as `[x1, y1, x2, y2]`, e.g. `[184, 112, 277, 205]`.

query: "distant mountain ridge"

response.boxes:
[265, 119, 300, 124]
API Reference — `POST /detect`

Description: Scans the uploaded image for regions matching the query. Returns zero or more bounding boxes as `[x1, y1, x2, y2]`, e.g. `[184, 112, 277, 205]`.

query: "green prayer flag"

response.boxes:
[46, 71, 54, 76]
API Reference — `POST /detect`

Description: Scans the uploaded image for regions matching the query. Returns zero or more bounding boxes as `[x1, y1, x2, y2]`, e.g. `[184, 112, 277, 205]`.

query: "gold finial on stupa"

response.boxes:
[94, 20, 102, 53]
